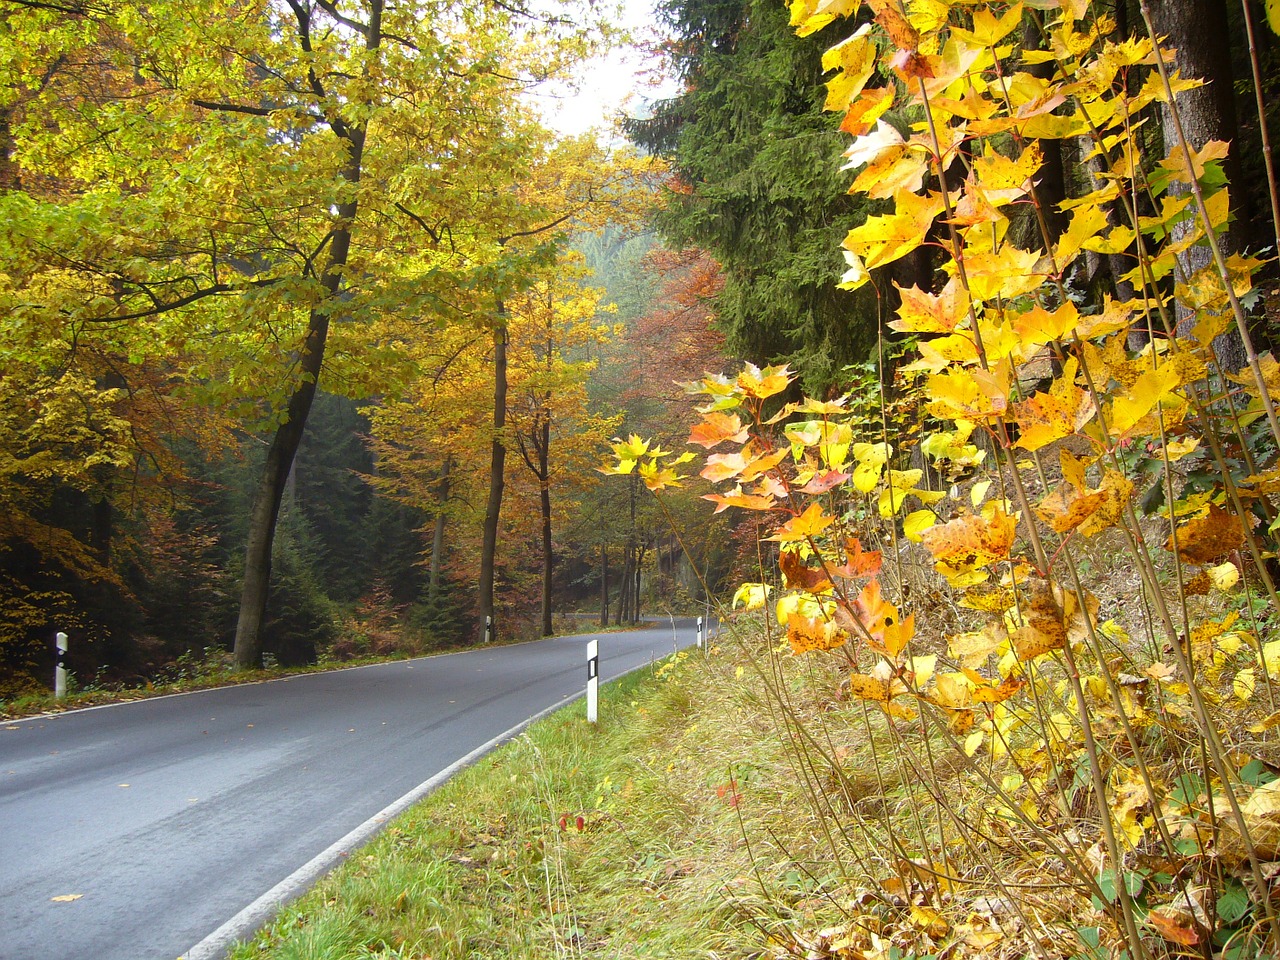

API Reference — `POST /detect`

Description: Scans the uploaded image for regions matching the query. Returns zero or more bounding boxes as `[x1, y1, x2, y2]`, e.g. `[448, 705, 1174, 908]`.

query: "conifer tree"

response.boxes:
[628, 0, 879, 393]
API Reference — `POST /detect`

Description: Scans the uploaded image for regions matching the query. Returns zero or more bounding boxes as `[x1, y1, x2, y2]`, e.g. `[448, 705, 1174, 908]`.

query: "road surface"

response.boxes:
[0, 621, 699, 960]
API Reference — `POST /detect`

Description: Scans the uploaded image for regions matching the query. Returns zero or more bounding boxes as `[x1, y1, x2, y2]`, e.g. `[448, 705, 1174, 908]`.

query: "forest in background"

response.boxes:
[0, 0, 741, 696]
[4, 0, 1280, 706]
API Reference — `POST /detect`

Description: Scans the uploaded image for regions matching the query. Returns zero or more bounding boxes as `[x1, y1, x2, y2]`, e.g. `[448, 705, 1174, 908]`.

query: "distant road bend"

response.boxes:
[0, 621, 700, 960]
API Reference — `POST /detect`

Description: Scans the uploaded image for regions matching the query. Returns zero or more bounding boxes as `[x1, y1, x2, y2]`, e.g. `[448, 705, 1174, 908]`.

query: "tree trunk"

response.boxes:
[538, 411, 553, 637]
[430, 459, 451, 598]
[233, 305, 335, 668]
[478, 314, 507, 644]
[1147, 0, 1248, 369]
[599, 543, 609, 627]
[232, 1, 376, 667]
[1023, 15, 1069, 251]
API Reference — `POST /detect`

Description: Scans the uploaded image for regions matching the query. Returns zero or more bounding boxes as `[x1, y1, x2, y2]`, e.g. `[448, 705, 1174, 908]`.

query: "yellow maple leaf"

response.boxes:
[823, 24, 878, 108]
[1011, 360, 1097, 451]
[890, 276, 969, 334]
[769, 502, 835, 543]
[1108, 364, 1181, 437]
[842, 189, 945, 271]
[925, 364, 1010, 420]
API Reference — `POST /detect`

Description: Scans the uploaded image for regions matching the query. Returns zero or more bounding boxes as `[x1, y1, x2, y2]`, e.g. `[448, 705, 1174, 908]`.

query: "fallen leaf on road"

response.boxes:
[51, 894, 83, 902]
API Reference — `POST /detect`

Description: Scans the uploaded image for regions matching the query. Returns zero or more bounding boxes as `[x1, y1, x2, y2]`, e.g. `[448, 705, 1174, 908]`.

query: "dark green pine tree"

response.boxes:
[628, 0, 880, 394]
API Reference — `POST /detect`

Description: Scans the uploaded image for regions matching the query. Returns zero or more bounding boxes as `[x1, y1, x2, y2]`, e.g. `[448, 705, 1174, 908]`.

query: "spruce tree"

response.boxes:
[629, 0, 878, 393]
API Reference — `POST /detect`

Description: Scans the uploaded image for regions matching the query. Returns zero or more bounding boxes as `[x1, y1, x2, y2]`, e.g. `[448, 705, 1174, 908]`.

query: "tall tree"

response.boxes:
[627, 0, 878, 393]
[0, 0, 608, 667]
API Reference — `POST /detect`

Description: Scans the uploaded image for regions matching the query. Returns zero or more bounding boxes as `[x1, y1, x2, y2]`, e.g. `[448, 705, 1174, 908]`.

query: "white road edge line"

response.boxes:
[179, 654, 663, 960]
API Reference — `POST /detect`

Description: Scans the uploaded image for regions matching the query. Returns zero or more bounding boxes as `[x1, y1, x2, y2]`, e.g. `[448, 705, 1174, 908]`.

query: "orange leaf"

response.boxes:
[889, 277, 969, 334]
[845, 537, 883, 577]
[702, 490, 777, 514]
[701, 451, 748, 483]
[787, 612, 848, 655]
[688, 412, 750, 449]
[840, 85, 895, 136]
[1170, 503, 1244, 564]
[866, 0, 919, 50]
[741, 447, 789, 481]
[1147, 909, 1201, 947]
[1010, 577, 1067, 660]
[769, 502, 835, 543]
[779, 548, 834, 592]
[1036, 484, 1108, 533]
[920, 506, 1017, 568]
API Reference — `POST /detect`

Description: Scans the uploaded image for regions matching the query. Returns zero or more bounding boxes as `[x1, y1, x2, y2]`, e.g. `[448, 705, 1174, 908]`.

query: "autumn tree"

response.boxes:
[367, 260, 623, 641]
[0, 0, 611, 669]
[506, 268, 622, 635]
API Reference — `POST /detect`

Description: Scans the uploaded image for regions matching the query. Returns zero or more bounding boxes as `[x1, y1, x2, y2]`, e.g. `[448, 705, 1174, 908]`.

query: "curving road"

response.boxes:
[0, 621, 699, 960]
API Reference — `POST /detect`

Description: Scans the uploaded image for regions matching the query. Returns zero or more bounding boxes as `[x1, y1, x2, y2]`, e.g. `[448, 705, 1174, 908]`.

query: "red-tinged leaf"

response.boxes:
[779, 548, 833, 592]
[799, 470, 851, 494]
[689, 411, 751, 449]
[702, 491, 776, 514]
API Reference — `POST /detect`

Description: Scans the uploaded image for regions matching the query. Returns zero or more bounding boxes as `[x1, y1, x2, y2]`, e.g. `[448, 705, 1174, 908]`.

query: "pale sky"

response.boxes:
[532, 0, 678, 139]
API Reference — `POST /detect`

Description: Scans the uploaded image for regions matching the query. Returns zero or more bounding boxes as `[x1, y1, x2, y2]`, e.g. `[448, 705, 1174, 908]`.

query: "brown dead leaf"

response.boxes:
[1170, 503, 1244, 564]
[50, 894, 84, 902]
[779, 549, 833, 593]
[1011, 577, 1068, 660]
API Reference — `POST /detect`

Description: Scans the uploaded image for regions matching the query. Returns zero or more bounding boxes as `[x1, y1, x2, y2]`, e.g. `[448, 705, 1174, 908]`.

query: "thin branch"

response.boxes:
[76, 277, 281, 324]
[394, 201, 442, 245]
[191, 99, 274, 117]
[497, 209, 576, 245]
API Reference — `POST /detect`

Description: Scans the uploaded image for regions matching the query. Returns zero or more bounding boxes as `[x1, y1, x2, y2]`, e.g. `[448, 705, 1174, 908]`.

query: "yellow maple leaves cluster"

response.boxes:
[600, 0, 1280, 949]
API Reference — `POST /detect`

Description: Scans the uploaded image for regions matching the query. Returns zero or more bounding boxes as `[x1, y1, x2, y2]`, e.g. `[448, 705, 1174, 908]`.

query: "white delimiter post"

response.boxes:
[55, 631, 68, 699]
[697, 616, 705, 650]
[586, 639, 599, 723]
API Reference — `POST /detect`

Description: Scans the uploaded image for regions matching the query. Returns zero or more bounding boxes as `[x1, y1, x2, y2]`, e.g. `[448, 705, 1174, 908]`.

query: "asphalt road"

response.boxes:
[0, 621, 700, 960]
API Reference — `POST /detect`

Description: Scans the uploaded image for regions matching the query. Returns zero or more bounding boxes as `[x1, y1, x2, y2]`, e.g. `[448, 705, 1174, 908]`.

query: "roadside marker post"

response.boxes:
[697, 616, 705, 650]
[484, 616, 493, 645]
[586, 639, 599, 723]
[54, 631, 68, 699]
